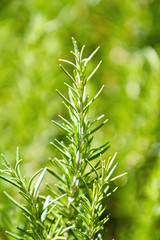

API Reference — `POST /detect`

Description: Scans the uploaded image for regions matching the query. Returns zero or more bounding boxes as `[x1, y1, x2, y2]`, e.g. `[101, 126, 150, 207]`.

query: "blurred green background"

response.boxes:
[0, 0, 160, 239]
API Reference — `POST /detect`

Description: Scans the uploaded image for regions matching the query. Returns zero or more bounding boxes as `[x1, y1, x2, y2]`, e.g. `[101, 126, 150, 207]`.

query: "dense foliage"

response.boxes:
[0, 0, 160, 240]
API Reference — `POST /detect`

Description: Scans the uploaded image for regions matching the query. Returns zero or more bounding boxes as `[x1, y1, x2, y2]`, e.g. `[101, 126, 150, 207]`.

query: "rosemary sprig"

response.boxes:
[0, 38, 126, 240]
[49, 38, 126, 239]
[0, 148, 71, 240]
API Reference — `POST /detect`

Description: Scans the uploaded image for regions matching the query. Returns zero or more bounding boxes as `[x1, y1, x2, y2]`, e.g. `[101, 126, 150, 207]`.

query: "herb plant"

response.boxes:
[0, 38, 125, 240]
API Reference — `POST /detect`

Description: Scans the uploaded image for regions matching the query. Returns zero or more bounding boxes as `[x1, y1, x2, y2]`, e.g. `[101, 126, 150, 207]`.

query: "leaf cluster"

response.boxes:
[0, 148, 71, 240]
[0, 38, 125, 240]
[48, 38, 126, 239]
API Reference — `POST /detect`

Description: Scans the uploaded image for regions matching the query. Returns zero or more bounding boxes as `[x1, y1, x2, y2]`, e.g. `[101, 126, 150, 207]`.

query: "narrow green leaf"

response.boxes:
[107, 152, 117, 171]
[97, 206, 106, 217]
[59, 59, 77, 68]
[60, 225, 74, 235]
[50, 142, 70, 159]
[72, 37, 79, 52]
[80, 199, 91, 215]
[55, 139, 68, 151]
[15, 159, 22, 179]
[89, 114, 105, 127]
[87, 60, 102, 82]
[51, 120, 71, 133]
[88, 145, 110, 161]
[47, 167, 65, 183]
[28, 168, 43, 192]
[79, 174, 90, 196]
[84, 160, 101, 179]
[89, 141, 110, 154]
[99, 215, 109, 225]
[83, 46, 100, 66]
[63, 101, 79, 121]
[55, 184, 66, 194]
[36, 220, 46, 230]
[68, 87, 77, 106]
[105, 163, 118, 182]
[6, 231, 24, 240]
[0, 175, 21, 189]
[59, 64, 76, 84]
[19, 191, 30, 203]
[83, 85, 104, 112]
[58, 114, 73, 129]
[85, 158, 99, 178]
[50, 158, 68, 175]
[110, 172, 127, 182]
[56, 89, 77, 112]
[104, 185, 109, 194]
[64, 82, 78, 96]
[70, 50, 79, 63]
[45, 193, 66, 209]
[89, 119, 108, 135]
[101, 158, 106, 182]
[4, 191, 32, 217]
[16, 227, 33, 238]
[41, 195, 50, 222]
[80, 45, 85, 61]
[1, 153, 13, 171]
[32, 167, 47, 197]
[22, 213, 35, 226]
[106, 187, 118, 197]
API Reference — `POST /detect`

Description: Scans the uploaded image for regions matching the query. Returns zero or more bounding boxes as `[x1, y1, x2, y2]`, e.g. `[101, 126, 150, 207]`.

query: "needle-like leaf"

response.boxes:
[87, 60, 102, 82]
[4, 191, 32, 217]
[32, 167, 47, 197]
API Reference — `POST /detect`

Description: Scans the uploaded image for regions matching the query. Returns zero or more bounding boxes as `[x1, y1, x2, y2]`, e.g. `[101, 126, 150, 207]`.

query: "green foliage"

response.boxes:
[0, 39, 124, 239]
[0, 147, 70, 240]
[0, 1, 160, 240]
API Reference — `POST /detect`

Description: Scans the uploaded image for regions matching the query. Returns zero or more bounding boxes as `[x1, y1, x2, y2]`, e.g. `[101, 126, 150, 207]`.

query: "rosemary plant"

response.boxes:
[0, 147, 71, 240]
[0, 38, 125, 240]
